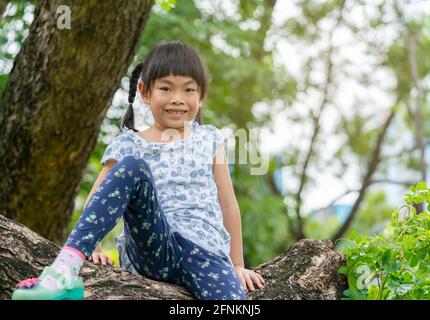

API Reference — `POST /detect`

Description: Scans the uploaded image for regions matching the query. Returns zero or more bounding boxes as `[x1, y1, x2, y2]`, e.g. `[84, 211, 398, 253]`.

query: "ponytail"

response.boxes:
[121, 63, 145, 132]
[195, 108, 202, 125]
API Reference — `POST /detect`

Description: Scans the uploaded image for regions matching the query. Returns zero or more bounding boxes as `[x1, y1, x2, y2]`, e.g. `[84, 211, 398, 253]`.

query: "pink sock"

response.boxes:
[52, 246, 85, 277]
[39, 246, 85, 290]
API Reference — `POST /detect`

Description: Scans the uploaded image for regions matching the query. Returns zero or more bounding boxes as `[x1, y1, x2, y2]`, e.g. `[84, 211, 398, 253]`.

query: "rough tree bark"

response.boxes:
[0, 214, 347, 300]
[0, 0, 154, 244]
[0, 0, 10, 18]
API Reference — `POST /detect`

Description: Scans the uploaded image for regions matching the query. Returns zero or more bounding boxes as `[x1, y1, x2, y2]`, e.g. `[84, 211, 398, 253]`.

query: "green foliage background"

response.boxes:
[340, 182, 430, 300]
[1, 1, 430, 295]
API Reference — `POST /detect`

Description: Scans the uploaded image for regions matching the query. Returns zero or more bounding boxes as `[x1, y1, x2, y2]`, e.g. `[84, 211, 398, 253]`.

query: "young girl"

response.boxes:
[12, 41, 265, 300]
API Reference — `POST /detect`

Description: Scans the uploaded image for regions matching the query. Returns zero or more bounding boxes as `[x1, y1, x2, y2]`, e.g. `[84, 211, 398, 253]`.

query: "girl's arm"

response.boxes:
[212, 145, 244, 267]
[213, 144, 266, 293]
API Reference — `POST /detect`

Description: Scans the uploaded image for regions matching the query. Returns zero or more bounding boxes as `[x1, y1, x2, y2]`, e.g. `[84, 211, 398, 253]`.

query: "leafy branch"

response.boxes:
[340, 182, 430, 300]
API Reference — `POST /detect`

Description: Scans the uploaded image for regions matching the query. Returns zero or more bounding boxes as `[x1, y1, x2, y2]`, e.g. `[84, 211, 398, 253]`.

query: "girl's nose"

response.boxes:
[170, 98, 184, 105]
[170, 91, 186, 104]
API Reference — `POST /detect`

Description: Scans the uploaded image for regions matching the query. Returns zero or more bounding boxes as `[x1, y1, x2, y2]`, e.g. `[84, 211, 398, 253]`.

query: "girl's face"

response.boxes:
[138, 74, 203, 130]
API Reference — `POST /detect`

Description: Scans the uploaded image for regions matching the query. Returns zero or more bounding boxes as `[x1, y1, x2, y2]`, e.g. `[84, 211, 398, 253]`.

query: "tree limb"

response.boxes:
[370, 179, 415, 187]
[292, 0, 346, 240]
[394, 0, 426, 211]
[267, 172, 297, 237]
[311, 189, 361, 215]
[0, 214, 347, 300]
[331, 103, 399, 242]
[0, 0, 10, 18]
[311, 179, 412, 216]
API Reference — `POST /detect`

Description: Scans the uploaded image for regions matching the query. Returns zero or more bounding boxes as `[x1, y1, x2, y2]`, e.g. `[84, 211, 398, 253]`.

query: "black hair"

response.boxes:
[121, 40, 209, 132]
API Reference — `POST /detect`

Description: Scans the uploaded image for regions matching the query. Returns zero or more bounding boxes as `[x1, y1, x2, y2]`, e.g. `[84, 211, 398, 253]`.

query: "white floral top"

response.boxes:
[100, 121, 233, 265]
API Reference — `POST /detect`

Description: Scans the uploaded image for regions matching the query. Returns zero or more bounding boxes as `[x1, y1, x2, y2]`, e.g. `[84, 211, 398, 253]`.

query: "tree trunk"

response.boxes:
[0, 214, 347, 300]
[0, 0, 154, 244]
[0, 0, 10, 18]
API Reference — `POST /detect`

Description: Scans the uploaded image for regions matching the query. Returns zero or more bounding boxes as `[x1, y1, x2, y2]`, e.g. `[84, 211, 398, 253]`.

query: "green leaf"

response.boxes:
[382, 249, 392, 269]
[416, 247, 427, 259]
[342, 182, 430, 299]
[409, 254, 419, 268]
[338, 266, 349, 275]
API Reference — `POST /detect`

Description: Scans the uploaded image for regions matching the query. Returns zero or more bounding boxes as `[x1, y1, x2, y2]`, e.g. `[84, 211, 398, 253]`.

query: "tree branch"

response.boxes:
[292, 0, 347, 240]
[394, 0, 426, 212]
[0, 0, 10, 18]
[370, 179, 415, 187]
[0, 214, 347, 300]
[311, 189, 361, 215]
[267, 172, 298, 238]
[311, 179, 412, 216]
[331, 102, 399, 242]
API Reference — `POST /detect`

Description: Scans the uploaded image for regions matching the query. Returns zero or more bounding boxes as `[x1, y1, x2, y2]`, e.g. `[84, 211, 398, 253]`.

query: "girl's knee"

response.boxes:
[120, 155, 149, 168]
[118, 156, 153, 180]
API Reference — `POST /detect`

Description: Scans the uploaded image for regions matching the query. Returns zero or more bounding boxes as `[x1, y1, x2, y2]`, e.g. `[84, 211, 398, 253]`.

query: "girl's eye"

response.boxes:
[159, 87, 196, 92]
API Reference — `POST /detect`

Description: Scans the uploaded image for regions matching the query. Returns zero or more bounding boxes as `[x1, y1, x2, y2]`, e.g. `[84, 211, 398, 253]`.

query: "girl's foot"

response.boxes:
[12, 266, 84, 300]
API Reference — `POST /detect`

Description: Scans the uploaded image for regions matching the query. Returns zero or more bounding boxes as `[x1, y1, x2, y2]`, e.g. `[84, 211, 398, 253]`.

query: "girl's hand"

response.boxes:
[89, 251, 114, 267]
[233, 265, 265, 293]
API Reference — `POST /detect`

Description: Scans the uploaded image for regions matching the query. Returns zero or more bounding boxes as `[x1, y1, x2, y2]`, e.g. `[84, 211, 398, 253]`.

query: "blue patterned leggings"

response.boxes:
[65, 156, 247, 300]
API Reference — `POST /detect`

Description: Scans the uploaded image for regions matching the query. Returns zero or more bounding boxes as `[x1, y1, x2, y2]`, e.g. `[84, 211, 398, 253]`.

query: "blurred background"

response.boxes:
[1, 0, 429, 269]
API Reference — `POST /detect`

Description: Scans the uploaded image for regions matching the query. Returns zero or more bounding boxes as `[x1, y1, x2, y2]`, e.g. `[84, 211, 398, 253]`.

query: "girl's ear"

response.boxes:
[138, 80, 150, 104]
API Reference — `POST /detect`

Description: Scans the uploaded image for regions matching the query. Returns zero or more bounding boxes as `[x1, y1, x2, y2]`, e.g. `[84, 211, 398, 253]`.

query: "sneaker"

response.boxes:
[12, 266, 84, 300]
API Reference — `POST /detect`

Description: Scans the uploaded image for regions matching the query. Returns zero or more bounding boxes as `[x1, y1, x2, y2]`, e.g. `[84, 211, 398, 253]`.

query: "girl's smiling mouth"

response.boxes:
[165, 109, 188, 116]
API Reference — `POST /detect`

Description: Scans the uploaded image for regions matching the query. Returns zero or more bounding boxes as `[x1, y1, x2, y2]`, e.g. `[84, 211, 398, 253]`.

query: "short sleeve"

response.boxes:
[203, 125, 226, 158]
[100, 134, 137, 166]
[214, 127, 227, 158]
